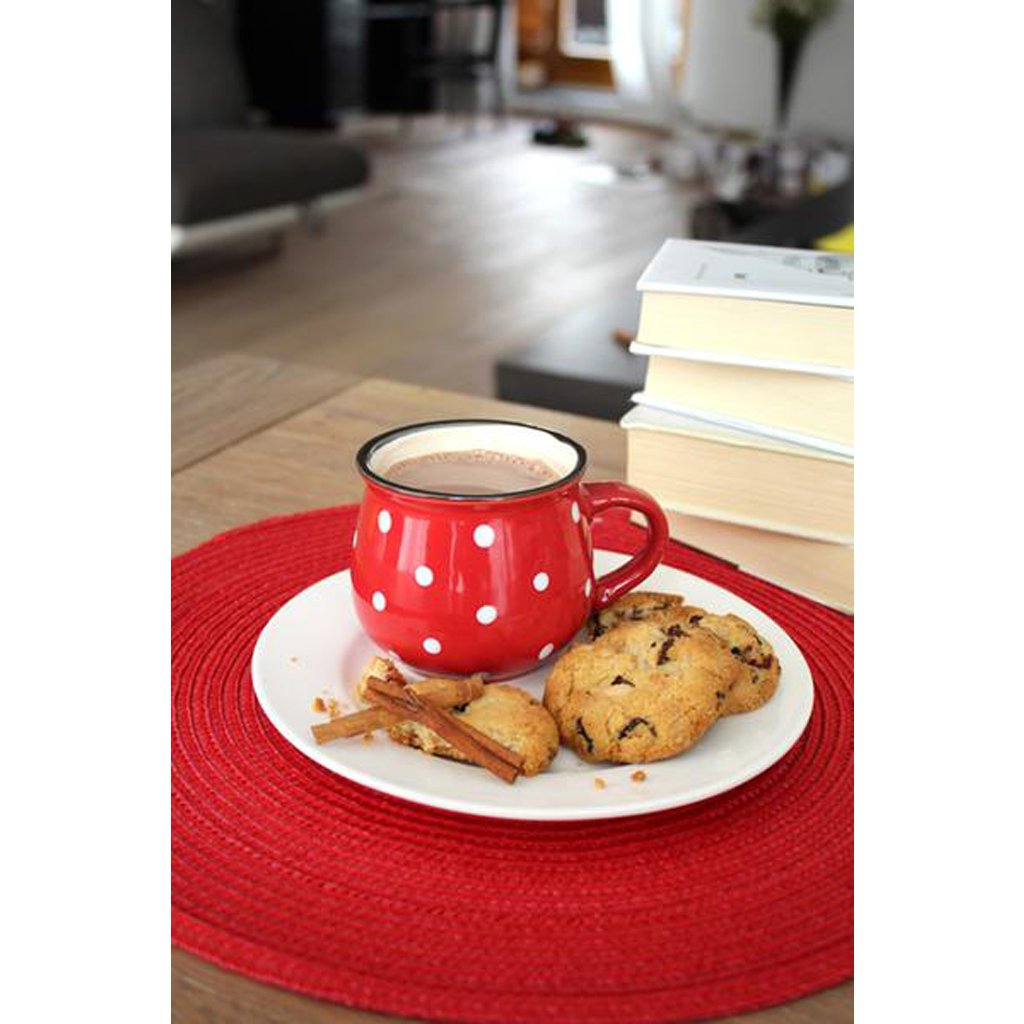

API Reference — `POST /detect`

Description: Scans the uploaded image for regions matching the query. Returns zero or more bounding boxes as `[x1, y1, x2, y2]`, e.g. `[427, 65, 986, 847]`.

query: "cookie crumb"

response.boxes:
[289, 656, 299, 664]
[362, 733, 375, 744]
[630, 770, 647, 783]
[593, 777, 606, 791]
[311, 696, 327, 713]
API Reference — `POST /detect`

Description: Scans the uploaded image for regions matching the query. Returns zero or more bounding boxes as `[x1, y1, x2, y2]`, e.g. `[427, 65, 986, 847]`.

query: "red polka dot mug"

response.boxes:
[351, 420, 669, 678]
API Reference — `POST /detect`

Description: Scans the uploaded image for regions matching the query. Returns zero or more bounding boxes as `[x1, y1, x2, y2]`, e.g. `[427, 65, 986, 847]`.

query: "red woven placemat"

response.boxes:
[172, 506, 852, 1023]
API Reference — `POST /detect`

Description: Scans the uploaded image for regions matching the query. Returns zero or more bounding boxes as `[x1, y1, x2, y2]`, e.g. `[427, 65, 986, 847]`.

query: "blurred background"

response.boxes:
[172, 0, 852, 418]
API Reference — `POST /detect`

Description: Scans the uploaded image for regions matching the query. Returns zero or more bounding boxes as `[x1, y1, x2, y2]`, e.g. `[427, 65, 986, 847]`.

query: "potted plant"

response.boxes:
[753, 0, 838, 130]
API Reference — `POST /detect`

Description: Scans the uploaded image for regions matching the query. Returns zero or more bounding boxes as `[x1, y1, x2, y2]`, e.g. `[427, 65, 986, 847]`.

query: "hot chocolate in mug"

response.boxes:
[351, 419, 669, 678]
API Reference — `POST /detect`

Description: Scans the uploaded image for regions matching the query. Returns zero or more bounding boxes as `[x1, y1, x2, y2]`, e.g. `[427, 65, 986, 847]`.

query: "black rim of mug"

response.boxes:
[355, 418, 588, 501]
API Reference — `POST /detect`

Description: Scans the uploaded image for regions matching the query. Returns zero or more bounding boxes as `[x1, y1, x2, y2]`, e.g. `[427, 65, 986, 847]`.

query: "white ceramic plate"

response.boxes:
[252, 550, 814, 821]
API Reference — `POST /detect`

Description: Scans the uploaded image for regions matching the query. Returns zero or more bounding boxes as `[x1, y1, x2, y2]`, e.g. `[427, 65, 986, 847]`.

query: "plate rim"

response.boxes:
[251, 554, 814, 821]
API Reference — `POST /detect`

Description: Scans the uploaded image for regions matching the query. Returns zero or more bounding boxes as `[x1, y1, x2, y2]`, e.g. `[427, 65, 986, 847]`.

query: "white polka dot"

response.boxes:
[377, 509, 392, 534]
[584, 578, 592, 598]
[532, 572, 549, 592]
[538, 642, 555, 660]
[423, 637, 442, 655]
[476, 604, 498, 625]
[571, 501, 581, 523]
[371, 591, 386, 612]
[473, 523, 496, 548]
[414, 565, 434, 587]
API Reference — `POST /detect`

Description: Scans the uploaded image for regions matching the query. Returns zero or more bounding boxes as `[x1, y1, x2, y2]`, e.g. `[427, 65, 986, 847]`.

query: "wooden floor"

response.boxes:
[172, 117, 698, 400]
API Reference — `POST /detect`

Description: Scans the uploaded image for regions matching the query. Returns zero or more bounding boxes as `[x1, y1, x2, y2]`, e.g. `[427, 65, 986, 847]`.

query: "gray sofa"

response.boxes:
[172, 0, 369, 254]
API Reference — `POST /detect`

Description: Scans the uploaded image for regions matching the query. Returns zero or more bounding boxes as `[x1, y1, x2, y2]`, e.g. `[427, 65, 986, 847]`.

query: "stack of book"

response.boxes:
[623, 239, 853, 611]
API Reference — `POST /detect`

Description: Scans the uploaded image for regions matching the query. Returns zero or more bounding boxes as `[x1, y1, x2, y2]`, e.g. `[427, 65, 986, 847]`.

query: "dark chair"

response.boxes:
[172, 0, 370, 255]
[406, 0, 505, 125]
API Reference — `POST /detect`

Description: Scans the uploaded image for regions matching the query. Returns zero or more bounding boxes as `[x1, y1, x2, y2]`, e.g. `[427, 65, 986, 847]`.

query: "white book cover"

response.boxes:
[637, 239, 854, 307]
[628, 342, 854, 380]
[627, 393, 855, 460]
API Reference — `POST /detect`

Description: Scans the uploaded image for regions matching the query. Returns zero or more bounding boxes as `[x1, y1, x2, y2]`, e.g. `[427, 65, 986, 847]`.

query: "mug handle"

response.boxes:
[581, 481, 670, 611]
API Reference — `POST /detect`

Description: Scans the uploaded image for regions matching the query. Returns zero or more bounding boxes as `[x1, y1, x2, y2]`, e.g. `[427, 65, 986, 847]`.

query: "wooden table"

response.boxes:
[172, 353, 358, 472]
[172, 377, 852, 1022]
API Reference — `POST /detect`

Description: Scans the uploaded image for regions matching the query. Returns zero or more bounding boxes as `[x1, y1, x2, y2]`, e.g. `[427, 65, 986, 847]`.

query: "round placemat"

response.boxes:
[172, 506, 852, 1024]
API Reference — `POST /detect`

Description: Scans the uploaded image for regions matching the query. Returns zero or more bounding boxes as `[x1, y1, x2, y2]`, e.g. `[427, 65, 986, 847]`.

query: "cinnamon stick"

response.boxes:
[402, 689, 525, 774]
[371, 689, 522, 785]
[406, 675, 485, 705]
[364, 676, 524, 784]
[310, 675, 484, 744]
[311, 707, 397, 743]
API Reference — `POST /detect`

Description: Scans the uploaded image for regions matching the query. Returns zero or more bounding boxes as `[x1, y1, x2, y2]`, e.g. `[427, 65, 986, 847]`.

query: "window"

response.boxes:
[559, 0, 610, 59]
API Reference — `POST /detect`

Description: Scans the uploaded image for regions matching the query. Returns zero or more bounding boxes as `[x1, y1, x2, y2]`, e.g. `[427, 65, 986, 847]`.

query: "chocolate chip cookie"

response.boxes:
[664, 606, 780, 714]
[387, 684, 560, 776]
[591, 595, 781, 716]
[543, 618, 742, 764]
[588, 590, 686, 639]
